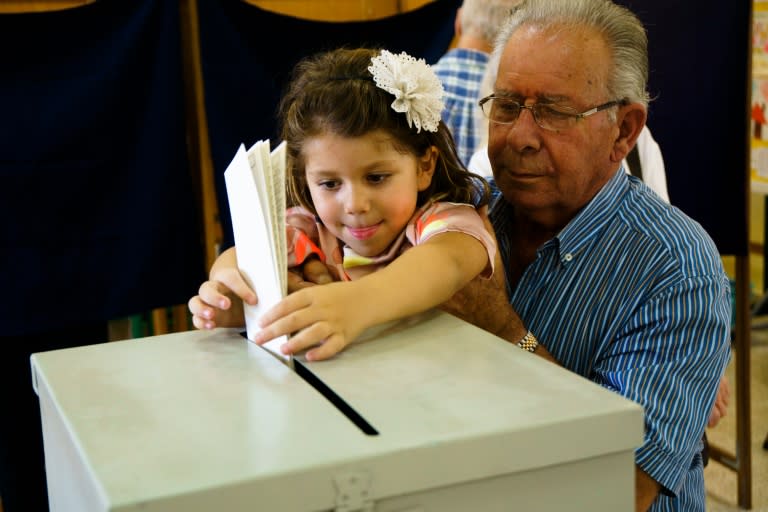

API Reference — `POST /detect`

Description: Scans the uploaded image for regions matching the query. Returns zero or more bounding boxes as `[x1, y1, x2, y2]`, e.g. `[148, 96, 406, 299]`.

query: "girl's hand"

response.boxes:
[254, 281, 368, 361]
[287, 257, 334, 292]
[188, 266, 257, 330]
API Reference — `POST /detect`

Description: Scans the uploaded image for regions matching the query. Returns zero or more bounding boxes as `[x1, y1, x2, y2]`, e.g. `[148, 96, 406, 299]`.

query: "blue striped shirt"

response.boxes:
[489, 168, 731, 511]
[432, 48, 488, 165]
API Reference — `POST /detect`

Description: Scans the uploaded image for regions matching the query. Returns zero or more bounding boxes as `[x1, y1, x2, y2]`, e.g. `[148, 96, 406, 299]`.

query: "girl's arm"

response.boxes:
[254, 230, 490, 360]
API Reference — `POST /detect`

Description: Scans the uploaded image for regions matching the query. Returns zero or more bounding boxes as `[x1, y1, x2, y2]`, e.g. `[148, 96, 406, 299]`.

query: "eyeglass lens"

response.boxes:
[482, 98, 576, 130]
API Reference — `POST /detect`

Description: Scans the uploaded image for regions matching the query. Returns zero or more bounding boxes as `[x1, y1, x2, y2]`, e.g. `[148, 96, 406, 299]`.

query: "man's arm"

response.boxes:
[438, 231, 521, 336]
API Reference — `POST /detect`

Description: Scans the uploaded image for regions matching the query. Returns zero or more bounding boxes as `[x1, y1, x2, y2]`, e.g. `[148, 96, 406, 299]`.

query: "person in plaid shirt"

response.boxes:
[432, 0, 522, 165]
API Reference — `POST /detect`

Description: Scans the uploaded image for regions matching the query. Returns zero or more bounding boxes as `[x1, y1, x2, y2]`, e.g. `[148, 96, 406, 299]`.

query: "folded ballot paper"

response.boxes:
[223, 140, 290, 365]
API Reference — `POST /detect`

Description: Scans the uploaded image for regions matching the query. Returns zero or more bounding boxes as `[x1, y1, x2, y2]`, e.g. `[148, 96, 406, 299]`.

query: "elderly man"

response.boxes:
[446, 1, 731, 510]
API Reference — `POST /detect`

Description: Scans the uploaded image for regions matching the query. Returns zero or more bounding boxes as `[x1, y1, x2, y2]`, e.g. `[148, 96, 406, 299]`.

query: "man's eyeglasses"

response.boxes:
[478, 95, 625, 132]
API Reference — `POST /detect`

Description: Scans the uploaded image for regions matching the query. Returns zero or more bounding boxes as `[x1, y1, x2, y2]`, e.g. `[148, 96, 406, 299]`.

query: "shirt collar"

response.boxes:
[489, 166, 629, 262]
[555, 166, 628, 260]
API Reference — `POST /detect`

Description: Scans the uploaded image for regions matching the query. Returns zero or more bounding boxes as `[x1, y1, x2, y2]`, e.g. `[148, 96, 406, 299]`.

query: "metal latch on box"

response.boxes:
[333, 471, 373, 512]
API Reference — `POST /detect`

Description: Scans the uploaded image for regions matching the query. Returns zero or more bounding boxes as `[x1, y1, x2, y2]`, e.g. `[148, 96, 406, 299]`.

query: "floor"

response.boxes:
[704, 322, 768, 511]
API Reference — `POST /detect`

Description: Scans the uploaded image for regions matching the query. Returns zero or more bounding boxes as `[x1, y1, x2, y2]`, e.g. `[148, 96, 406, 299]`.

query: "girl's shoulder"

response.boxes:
[415, 199, 483, 220]
[410, 200, 486, 239]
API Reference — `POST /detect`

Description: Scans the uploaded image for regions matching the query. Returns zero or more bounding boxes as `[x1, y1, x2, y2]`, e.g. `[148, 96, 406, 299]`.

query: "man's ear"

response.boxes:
[611, 103, 647, 164]
[454, 8, 463, 39]
[417, 146, 438, 191]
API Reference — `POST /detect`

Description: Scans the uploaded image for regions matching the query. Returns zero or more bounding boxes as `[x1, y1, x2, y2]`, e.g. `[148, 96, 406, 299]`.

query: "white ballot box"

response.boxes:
[31, 310, 643, 512]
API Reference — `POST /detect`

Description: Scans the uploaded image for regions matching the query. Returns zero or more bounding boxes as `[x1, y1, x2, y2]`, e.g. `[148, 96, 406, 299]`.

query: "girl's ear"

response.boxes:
[611, 103, 647, 164]
[417, 146, 438, 191]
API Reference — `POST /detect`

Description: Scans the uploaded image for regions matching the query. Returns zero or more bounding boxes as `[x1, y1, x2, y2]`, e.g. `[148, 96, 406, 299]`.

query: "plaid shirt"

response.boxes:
[432, 48, 489, 165]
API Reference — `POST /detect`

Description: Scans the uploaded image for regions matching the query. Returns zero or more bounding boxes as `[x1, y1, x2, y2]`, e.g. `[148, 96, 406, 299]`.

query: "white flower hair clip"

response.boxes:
[368, 49, 444, 133]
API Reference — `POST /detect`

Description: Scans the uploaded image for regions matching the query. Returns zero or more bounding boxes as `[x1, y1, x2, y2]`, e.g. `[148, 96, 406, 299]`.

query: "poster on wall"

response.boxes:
[752, 3, 768, 193]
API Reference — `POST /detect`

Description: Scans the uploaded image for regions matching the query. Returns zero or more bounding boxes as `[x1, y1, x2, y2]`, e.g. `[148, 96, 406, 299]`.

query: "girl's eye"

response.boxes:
[367, 174, 389, 184]
[317, 180, 340, 190]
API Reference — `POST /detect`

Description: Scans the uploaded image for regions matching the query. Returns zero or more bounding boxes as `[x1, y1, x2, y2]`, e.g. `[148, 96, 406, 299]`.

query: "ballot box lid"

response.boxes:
[31, 310, 642, 511]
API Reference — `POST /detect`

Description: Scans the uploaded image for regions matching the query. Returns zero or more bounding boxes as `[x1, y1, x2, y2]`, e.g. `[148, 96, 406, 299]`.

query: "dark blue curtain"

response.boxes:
[197, 0, 462, 248]
[615, 0, 751, 256]
[0, 0, 205, 336]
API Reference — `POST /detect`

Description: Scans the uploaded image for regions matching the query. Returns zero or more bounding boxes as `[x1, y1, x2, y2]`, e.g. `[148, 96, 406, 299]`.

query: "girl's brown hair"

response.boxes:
[277, 47, 489, 215]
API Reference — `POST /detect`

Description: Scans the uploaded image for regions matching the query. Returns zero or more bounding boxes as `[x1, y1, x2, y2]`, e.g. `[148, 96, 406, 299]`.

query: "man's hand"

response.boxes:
[635, 466, 661, 511]
[707, 376, 731, 428]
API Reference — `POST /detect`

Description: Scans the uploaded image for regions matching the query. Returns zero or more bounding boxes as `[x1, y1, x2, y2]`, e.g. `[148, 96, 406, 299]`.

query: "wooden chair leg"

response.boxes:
[172, 304, 190, 332]
[151, 305, 190, 335]
[152, 308, 169, 335]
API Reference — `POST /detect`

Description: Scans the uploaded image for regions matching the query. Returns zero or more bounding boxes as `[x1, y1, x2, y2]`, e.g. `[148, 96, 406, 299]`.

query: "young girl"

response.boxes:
[189, 47, 496, 361]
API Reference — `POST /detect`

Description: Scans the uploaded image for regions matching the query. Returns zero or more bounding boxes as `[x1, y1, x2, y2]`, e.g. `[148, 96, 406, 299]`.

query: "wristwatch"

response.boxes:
[517, 330, 539, 353]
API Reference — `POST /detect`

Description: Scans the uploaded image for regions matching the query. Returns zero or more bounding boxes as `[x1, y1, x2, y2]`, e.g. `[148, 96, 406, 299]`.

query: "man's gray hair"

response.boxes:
[492, 0, 650, 107]
[459, 0, 524, 44]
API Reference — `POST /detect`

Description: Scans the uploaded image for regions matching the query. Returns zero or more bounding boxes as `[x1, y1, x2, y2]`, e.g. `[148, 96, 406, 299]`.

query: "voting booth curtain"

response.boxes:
[0, 0, 205, 336]
[615, 0, 750, 257]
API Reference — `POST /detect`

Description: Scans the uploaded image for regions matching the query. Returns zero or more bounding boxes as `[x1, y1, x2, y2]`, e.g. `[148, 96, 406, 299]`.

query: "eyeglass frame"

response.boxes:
[478, 94, 628, 131]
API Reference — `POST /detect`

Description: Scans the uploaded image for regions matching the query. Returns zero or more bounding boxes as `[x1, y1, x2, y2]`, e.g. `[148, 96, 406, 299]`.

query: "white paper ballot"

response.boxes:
[224, 140, 290, 365]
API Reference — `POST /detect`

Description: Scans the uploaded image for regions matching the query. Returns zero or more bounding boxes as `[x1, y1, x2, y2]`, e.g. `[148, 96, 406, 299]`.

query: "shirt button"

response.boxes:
[563, 253, 573, 262]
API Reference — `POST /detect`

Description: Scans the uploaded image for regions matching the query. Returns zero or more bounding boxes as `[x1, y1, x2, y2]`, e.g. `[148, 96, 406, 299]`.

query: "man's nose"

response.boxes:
[497, 107, 542, 154]
[515, 105, 540, 129]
